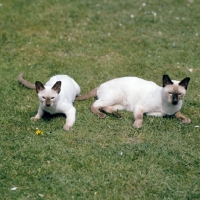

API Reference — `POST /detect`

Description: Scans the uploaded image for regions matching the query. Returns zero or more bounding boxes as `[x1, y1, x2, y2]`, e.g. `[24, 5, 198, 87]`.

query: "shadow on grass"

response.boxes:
[41, 111, 66, 122]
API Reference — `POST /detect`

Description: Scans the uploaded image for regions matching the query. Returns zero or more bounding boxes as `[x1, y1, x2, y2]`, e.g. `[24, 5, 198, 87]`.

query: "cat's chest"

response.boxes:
[146, 111, 165, 117]
[162, 105, 181, 115]
[43, 106, 58, 114]
[42, 98, 71, 114]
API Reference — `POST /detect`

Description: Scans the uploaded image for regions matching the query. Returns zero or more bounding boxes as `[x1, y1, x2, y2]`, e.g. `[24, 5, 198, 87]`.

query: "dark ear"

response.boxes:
[35, 81, 45, 93]
[52, 81, 61, 94]
[179, 77, 190, 90]
[163, 75, 173, 87]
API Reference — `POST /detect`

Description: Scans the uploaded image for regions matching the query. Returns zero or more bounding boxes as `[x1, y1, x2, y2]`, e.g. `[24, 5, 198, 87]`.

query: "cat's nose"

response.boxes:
[46, 103, 51, 107]
[172, 100, 178, 105]
[172, 94, 178, 105]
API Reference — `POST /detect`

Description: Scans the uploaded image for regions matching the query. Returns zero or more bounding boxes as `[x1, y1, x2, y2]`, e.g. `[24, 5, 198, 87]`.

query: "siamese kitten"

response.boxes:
[76, 75, 191, 128]
[18, 73, 80, 131]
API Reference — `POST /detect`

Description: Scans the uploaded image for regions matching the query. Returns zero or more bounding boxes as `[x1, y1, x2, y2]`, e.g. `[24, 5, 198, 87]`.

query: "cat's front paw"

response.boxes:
[133, 120, 142, 128]
[63, 124, 71, 131]
[181, 118, 191, 124]
[30, 116, 40, 121]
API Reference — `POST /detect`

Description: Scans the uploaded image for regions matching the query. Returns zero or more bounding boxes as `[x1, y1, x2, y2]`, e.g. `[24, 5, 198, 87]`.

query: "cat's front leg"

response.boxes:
[175, 111, 191, 124]
[133, 105, 144, 128]
[63, 107, 76, 131]
[31, 106, 44, 121]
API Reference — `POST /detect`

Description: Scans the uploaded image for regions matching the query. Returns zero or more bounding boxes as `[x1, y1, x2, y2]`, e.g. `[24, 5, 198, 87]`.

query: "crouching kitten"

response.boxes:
[18, 73, 80, 131]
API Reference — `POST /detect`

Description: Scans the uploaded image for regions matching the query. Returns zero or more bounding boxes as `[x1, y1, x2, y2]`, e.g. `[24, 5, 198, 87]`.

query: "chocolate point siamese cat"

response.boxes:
[18, 73, 80, 131]
[76, 75, 191, 128]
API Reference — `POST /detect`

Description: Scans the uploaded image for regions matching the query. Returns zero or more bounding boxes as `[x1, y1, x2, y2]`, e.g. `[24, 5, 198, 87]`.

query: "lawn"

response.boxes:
[0, 0, 200, 199]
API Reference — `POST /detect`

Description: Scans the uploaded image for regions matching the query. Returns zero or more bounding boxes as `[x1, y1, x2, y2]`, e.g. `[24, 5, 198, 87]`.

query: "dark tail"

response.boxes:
[75, 87, 99, 101]
[18, 73, 35, 89]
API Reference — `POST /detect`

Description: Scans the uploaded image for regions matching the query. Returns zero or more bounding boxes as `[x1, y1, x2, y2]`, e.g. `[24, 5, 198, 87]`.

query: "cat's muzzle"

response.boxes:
[45, 98, 51, 107]
[172, 94, 178, 105]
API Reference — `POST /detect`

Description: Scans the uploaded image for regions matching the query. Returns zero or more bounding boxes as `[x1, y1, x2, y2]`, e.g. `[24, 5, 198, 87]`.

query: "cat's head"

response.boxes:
[162, 75, 190, 105]
[35, 81, 61, 107]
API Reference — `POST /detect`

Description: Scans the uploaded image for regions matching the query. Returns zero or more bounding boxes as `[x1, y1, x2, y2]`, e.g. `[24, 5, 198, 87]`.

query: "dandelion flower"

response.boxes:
[35, 128, 44, 135]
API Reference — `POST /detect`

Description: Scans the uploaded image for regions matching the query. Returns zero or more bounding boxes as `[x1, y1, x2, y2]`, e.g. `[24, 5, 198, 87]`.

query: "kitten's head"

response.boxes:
[35, 81, 61, 107]
[162, 75, 190, 105]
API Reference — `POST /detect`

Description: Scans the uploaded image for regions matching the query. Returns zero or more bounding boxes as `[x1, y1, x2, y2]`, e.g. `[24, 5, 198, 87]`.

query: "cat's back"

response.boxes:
[98, 77, 161, 111]
[47, 75, 79, 88]
[46, 75, 74, 84]
[98, 77, 159, 101]
[45, 75, 80, 97]
[102, 77, 158, 90]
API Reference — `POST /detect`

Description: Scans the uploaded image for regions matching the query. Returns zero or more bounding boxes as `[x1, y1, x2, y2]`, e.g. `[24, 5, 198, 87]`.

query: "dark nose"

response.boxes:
[172, 100, 178, 105]
[46, 104, 51, 107]
[172, 94, 178, 105]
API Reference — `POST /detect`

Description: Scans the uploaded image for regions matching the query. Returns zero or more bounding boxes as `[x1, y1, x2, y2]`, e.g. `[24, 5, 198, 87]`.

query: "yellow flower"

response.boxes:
[35, 128, 44, 135]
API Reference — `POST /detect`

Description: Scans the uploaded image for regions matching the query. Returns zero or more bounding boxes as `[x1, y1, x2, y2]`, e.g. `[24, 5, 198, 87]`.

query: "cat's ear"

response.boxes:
[179, 77, 190, 90]
[35, 81, 45, 93]
[52, 81, 61, 94]
[163, 75, 173, 87]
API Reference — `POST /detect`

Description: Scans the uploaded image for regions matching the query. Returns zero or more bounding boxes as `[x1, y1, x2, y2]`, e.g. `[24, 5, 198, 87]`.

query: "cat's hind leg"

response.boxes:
[90, 105, 106, 118]
[90, 99, 111, 119]
[90, 92, 123, 119]
[101, 104, 124, 119]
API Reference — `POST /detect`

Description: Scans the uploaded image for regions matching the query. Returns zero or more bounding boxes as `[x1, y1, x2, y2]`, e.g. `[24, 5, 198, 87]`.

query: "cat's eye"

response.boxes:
[168, 92, 172, 95]
[42, 96, 46, 99]
[51, 97, 55, 99]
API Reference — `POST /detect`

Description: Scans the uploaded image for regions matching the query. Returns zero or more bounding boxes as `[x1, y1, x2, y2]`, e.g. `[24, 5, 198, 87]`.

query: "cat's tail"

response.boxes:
[18, 73, 35, 89]
[75, 87, 99, 101]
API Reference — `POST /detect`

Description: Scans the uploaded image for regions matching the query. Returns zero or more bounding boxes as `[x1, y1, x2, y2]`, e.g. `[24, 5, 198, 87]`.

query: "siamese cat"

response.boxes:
[18, 73, 80, 131]
[76, 75, 191, 128]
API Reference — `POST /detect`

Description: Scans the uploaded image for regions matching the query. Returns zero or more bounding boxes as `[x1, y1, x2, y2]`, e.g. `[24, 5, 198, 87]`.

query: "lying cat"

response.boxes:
[76, 75, 191, 128]
[18, 73, 80, 131]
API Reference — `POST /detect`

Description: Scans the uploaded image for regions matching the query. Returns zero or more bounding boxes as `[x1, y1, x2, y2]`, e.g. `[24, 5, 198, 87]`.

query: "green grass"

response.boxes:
[0, 0, 200, 199]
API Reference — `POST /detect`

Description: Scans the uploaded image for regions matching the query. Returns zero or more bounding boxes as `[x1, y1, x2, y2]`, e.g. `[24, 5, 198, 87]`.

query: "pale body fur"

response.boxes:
[96, 78, 180, 116]
[18, 73, 80, 131]
[76, 75, 190, 128]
